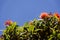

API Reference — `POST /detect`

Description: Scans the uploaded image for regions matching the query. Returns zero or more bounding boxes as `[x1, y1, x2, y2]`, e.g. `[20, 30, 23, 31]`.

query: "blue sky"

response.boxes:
[0, 0, 60, 35]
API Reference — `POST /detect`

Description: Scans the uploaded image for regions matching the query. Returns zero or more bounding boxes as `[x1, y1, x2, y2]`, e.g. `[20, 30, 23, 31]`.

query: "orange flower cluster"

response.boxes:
[40, 12, 60, 19]
[54, 12, 60, 19]
[5, 20, 13, 26]
[40, 12, 49, 19]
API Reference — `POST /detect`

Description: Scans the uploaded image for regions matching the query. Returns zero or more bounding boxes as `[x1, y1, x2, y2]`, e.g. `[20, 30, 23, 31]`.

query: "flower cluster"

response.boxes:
[40, 12, 60, 19]
[40, 12, 50, 19]
[4, 20, 13, 26]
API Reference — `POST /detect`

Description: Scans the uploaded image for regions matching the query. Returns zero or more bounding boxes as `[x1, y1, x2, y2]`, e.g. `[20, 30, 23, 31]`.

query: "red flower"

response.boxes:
[54, 12, 60, 18]
[5, 20, 13, 26]
[40, 12, 49, 19]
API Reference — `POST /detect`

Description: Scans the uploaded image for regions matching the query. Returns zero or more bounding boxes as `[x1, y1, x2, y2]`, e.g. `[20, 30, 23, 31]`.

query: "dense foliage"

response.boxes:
[3, 12, 60, 40]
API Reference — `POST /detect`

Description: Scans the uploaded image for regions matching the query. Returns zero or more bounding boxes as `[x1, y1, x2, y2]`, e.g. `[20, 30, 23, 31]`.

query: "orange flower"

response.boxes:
[54, 12, 60, 19]
[40, 12, 49, 19]
[5, 20, 13, 26]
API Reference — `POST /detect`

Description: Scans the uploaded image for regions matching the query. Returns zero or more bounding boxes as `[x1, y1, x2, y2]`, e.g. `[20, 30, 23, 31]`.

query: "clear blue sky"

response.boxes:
[0, 0, 60, 35]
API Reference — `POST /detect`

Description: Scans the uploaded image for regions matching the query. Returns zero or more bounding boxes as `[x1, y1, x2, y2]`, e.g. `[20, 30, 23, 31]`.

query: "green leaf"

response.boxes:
[48, 37, 53, 40]
[57, 33, 60, 39]
[50, 28, 56, 35]
[28, 25, 34, 32]
[17, 27, 24, 32]
[24, 22, 29, 26]
[48, 35, 54, 40]
[35, 29, 43, 32]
